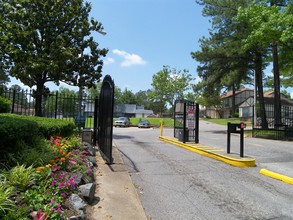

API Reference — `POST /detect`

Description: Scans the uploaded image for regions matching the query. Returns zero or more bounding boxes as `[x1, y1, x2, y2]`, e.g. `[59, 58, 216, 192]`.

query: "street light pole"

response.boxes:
[78, 29, 106, 115]
[253, 71, 257, 126]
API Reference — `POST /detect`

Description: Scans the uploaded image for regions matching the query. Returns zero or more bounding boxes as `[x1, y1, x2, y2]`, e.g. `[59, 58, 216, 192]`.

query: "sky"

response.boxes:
[91, 0, 210, 93]
[8, 0, 293, 97]
[10, 0, 211, 93]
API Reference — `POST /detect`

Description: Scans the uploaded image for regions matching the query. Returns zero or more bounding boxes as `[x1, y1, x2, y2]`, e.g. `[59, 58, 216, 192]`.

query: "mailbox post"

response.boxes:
[227, 122, 246, 157]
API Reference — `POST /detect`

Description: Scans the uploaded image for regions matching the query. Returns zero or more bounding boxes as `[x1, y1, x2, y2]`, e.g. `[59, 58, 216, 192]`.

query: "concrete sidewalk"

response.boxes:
[87, 146, 147, 220]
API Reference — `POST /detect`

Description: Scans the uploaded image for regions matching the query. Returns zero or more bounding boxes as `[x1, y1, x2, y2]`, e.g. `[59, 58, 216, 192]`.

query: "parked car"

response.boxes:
[114, 117, 130, 127]
[138, 120, 150, 128]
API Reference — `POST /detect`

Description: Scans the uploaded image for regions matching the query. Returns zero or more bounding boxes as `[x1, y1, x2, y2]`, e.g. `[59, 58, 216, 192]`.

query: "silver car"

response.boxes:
[114, 117, 130, 127]
[138, 120, 150, 128]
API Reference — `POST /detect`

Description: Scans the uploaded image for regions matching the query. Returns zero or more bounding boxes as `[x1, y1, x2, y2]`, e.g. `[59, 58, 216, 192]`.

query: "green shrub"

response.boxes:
[0, 114, 75, 141]
[0, 114, 75, 167]
[0, 114, 39, 149]
[0, 97, 10, 113]
[13, 137, 54, 167]
[28, 116, 76, 138]
[0, 175, 15, 215]
[0, 186, 15, 215]
[6, 165, 36, 192]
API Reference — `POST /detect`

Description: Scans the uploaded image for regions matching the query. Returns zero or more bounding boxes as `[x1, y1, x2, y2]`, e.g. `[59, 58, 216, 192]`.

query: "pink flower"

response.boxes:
[69, 159, 77, 164]
[58, 182, 65, 189]
[69, 177, 76, 186]
[56, 207, 62, 213]
[51, 165, 61, 172]
[31, 210, 48, 220]
[60, 193, 67, 197]
[50, 179, 56, 186]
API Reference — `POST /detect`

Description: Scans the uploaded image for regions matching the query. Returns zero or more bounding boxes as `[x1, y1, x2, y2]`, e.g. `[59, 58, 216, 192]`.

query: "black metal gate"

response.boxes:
[96, 75, 115, 164]
[174, 100, 199, 143]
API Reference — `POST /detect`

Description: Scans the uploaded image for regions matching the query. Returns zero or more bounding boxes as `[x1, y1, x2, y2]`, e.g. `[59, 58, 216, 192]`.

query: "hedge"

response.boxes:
[0, 114, 76, 149]
[0, 96, 11, 113]
[0, 115, 39, 149]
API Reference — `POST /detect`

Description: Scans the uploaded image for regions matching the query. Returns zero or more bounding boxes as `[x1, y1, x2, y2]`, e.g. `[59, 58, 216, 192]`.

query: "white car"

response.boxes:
[114, 117, 130, 127]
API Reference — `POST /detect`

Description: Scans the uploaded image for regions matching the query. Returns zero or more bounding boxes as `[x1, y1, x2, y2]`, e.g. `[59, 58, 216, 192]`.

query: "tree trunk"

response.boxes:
[35, 81, 44, 117]
[232, 84, 236, 117]
[255, 52, 268, 129]
[272, 41, 281, 126]
[270, 0, 282, 127]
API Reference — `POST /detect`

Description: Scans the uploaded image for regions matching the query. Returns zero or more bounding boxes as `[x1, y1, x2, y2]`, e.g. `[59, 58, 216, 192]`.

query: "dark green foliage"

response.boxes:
[12, 137, 54, 167]
[0, 0, 108, 116]
[0, 114, 75, 167]
[28, 116, 76, 139]
[0, 114, 39, 149]
[0, 97, 10, 113]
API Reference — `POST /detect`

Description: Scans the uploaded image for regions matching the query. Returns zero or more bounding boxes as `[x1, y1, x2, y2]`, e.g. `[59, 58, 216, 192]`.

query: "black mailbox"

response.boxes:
[228, 123, 238, 132]
[227, 122, 246, 133]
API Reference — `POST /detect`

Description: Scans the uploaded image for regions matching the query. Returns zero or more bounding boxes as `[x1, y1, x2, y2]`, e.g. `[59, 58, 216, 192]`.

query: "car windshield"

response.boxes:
[118, 117, 127, 120]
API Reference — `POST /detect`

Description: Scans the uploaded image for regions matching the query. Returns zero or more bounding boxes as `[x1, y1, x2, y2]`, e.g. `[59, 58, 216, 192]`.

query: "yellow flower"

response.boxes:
[36, 166, 45, 173]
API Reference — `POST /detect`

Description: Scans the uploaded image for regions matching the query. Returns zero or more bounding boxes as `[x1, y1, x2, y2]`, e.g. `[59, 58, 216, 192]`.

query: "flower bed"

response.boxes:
[0, 136, 95, 219]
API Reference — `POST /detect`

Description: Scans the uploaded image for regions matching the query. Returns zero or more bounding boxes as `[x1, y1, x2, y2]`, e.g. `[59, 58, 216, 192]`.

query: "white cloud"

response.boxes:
[112, 49, 147, 67]
[104, 57, 115, 65]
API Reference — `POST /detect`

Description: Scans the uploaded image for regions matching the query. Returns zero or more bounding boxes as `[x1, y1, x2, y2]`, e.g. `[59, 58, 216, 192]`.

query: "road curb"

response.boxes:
[259, 168, 293, 185]
[159, 136, 255, 168]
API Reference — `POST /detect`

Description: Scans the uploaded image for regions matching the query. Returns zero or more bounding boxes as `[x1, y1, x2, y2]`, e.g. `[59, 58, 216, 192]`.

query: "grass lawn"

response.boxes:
[128, 118, 174, 127]
[202, 117, 252, 127]
[202, 118, 253, 137]
[85, 117, 175, 128]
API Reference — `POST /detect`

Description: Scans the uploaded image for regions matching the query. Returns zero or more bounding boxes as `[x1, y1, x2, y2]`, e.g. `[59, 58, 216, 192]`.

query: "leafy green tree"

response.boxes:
[86, 82, 102, 99]
[134, 90, 151, 109]
[120, 88, 136, 104]
[0, 0, 108, 116]
[235, 0, 293, 125]
[279, 2, 293, 87]
[147, 99, 166, 116]
[150, 65, 192, 113]
[114, 87, 123, 105]
[193, 0, 270, 127]
[0, 65, 9, 85]
[193, 0, 254, 107]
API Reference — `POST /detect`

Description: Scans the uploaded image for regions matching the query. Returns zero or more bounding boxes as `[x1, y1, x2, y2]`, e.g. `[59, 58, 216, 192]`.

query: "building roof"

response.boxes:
[221, 88, 253, 98]
[134, 109, 153, 114]
[239, 91, 293, 107]
[114, 104, 153, 115]
[263, 91, 293, 105]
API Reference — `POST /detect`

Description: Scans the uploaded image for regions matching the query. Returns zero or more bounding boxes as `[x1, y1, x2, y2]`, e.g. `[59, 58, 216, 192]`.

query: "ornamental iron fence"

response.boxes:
[0, 85, 96, 129]
[253, 103, 293, 141]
